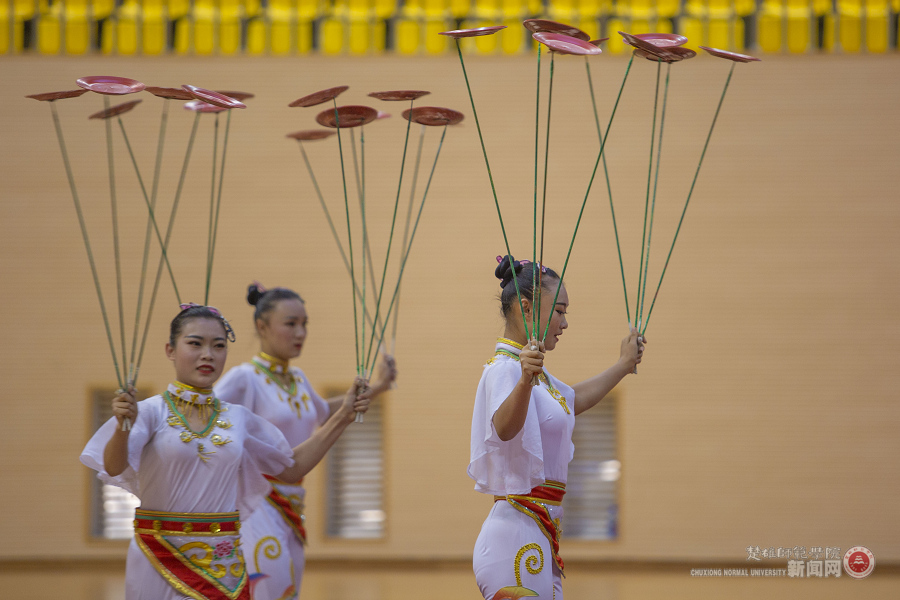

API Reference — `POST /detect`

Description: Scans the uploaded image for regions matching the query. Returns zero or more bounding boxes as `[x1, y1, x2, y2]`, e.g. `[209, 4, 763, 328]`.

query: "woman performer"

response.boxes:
[214, 284, 398, 600]
[470, 256, 646, 600]
[81, 304, 370, 600]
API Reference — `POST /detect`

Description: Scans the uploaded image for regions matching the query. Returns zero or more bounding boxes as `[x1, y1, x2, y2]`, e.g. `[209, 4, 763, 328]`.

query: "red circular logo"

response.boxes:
[843, 546, 875, 579]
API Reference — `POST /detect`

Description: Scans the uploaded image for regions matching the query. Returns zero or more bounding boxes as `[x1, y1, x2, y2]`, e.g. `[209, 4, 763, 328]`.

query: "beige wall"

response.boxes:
[1, 52, 898, 564]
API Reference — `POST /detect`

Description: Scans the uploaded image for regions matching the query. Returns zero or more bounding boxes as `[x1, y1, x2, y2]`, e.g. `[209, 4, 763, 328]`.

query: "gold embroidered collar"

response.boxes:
[255, 352, 290, 375]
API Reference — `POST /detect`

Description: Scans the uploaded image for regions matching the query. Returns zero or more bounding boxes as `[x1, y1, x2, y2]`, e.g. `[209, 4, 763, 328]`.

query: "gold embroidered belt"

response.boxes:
[494, 480, 567, 574]
[134, 508, 249, 600]
[263, 474, 307, 545]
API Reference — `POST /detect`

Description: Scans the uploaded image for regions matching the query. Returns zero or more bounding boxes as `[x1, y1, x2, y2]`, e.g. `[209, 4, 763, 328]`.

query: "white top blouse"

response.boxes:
[80, 382, 295, 515]
[214, 355, 330, 447]
[468, 339, 576, 496]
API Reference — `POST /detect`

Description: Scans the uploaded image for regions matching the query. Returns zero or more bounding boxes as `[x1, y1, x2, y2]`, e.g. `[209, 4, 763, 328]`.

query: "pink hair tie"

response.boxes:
[253, 280, 268, 294]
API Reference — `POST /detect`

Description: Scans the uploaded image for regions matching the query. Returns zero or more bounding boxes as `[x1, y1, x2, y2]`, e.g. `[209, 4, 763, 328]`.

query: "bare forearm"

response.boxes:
[491, 381, 534, 441]
[103, 430, 131, 477]
[572, 360, 631, 415]
[278, 408, 355, 482]
[326, 395, 343, 417]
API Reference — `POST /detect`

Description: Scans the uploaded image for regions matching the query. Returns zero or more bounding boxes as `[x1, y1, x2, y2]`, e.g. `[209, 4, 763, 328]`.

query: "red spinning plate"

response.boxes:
[286, 130, 336, 141]
[633, 46, 696, 63]
[523, 19, 589, 41]
[589, 38, 610, 47]
[89, 99, 142, 119]
[315, 105, 379, 128]
[216, 90, 255, 101]
[290, 86, 349, 107]
[617, 31, 678, 60]
[632, 33, 688, 47]
[376, 111, 391, 120]
[439, 26, 506, 38]
[532, 32, 602, 55]
[401, 106, 464, 126]
[145, 86, 195, 100]
[184, 100, 228, 113]
[368, 90, 431, 101]
[699, 46, 761, 62]
[26, 89, 89, 101]
[76, 76, 146, 95]
[182, 85, 246, 109]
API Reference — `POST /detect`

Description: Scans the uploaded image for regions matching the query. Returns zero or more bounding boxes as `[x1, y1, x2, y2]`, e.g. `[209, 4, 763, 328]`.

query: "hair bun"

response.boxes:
[247, 283, 265, 306]
[494, 255, 523, 289]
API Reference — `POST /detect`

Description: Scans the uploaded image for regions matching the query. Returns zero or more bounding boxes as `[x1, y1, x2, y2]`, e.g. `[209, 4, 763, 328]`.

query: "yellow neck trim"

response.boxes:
[258, 352, 290, 371]
[173, 381, 213, 395]
[497, 337, 525, 350]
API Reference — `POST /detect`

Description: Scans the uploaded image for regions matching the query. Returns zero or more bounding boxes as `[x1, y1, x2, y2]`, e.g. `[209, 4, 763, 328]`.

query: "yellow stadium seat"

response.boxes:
[758, 0, 783, 52]
[375, 0, 397, 18]
[500, 16, 523, 53]
[168, 0, 190, 19]
[425, 18, 450, 53]
[395, 17, 420, 54]
[548, 0, 576, 22]
[473, 0, 500, 19]
[679, 16, 702, 48]
[219, 0, 242, 55]
[246, 18, 267, 54]
[64, 0, 90, 54]
[786, 0, 809, 53]
[732, 15, 745, 49]
[655, 17, 673, 34]
[321, 16, 345, 54]
[708, 0, 732, 50]
[605, 18, 627, 53]
[371, 18, 387, 52]
[838, 0, 861, 51]
[865, 0, 889, 52]
[142, 0, 167, 55]
[577, 17, 599, 39]
[0, 2, 9, 54]
[37, 6, 61, 55]
[116, 1, 140, 55]
[244, 0, 263, 18]
[657, 0, 680, 18]
[193, 0, 216, 54]
[425, 0, 449, 18]
[270, 0, 295, 54]
[297, 19, 314, 52]
[349, 18, 369, 53]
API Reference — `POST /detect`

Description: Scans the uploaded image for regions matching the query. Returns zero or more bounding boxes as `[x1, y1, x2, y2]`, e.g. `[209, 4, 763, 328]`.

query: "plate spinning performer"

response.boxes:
[214, 284, 397, 600]
[81, 304, 370, 600]
[470, 256, 645, 599]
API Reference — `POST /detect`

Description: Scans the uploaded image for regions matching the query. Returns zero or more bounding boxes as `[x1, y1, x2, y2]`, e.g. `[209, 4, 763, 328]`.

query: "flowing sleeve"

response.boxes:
[298, 368, 330, 426]
[79, 396, 161, 497]
[235, 406, 296, 515]
[215, 364, 253, 410]
[467, 360, 545, 495]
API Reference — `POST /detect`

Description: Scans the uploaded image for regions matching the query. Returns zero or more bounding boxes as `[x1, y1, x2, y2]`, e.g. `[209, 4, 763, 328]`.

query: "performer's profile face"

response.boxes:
[165, 317, 228, 389]
[540, 281, 569, 352]
[257, 298, 308, 360]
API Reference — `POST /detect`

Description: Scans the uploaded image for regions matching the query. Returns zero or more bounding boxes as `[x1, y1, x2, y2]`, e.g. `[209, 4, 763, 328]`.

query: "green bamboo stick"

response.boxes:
[538, 52, 556, 340]
[532, 44, 542, 342]
[117, 118, 181, 303]
[204, 113, 220, 305]
[207, 109, 233, 305]
[361, 97, 417, 375]
[50, 102, 124, 389]
[634, 59, 662, 330]
[453, 39, 530, 341]
[349, 128, 379, 295]
[541, 54, 634, 342]
[129, 100, 169, 375]
[586, 57, 630, 326]
[133, 112, 201, 386]
[390, 124, 427, 355]
[641, 62, 736, 336]
[638, 63, 671, 328]
[103, 96, 129, 389]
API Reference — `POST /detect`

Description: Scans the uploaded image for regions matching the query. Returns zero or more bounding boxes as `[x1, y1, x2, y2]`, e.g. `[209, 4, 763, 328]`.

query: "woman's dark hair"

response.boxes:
[495, 255, 560, 319]
[247, 284, 304, 323]
[169, 305, 235, 346]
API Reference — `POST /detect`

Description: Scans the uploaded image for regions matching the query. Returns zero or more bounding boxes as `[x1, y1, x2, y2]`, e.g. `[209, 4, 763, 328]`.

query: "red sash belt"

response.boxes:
[133, 508, 249, 600]
[264, 474, 308, 545]
[495, 481, 567, 574]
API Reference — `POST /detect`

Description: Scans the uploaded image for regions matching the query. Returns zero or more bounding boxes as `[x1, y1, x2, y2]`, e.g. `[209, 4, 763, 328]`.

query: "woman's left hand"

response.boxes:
[619, 326, 647, 373]
[342, 376, 372, 418]
[371, 354, 398, 394]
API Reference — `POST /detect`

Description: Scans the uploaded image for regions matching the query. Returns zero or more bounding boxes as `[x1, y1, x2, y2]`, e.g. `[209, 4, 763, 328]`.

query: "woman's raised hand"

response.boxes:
[620, 327, 647, 374]
[372, 353, 398, 393]
[519, 339, 545, 386]
[112, 386, 137, 428]
[342, 376, 371, 419]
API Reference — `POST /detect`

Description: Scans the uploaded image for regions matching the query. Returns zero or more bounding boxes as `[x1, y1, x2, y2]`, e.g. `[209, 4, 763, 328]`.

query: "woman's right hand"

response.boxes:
[519, 339, 545, 386]
[619, 327, 647, 373]
[112, 386, 137, 428]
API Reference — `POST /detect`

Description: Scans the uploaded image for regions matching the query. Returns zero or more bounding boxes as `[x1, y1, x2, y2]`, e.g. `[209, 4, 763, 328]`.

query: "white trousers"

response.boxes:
[241, 497, 306, 600]
[473, 500, 564, 600]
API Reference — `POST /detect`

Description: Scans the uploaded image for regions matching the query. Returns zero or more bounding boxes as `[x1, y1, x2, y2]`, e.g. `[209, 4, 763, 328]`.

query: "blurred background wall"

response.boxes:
[1, 30, 899, 576]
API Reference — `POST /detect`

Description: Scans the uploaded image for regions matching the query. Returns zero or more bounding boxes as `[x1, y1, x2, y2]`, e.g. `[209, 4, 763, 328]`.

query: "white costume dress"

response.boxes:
[81, 382, 295, 600]
[214, 354, 331, 600]
[469, 339, 576, 600]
